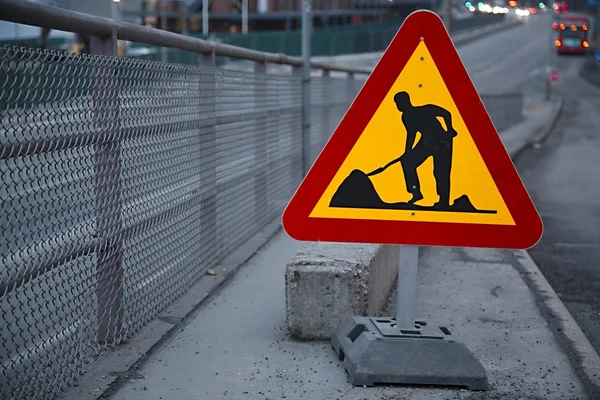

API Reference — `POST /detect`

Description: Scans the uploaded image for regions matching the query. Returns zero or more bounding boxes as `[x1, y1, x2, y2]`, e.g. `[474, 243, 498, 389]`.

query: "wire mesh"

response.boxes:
[0, 45, 360, 400]
[309, 74, 365, 164]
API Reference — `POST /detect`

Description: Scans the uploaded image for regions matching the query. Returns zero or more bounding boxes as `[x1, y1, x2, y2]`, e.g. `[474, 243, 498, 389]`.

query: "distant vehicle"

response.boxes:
[554, 15, 593, 55]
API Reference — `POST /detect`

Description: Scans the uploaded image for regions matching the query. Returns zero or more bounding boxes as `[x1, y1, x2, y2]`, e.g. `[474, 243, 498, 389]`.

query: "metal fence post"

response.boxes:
[198, 51, 218, 268]
[254, 61, 268, 223]
[301, 0, 311, 176]
[442, 0, 452, 33]
[346, 71, 355, 109]
[91, 30, 123, 345]
[320, 68, 331, 154]
[292, 65, 304, 180]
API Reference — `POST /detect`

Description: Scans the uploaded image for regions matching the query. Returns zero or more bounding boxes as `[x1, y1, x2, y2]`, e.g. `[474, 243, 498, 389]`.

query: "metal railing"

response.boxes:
[0, 1, 522, 400]
[0, 0, 372, 74]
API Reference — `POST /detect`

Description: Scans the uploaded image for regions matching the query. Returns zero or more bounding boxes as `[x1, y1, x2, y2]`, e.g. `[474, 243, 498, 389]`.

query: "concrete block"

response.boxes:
[285, 242, 399, 341]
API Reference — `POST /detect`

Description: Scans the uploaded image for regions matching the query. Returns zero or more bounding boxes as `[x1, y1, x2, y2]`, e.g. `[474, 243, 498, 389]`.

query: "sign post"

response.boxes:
[547, 68, 561, 99]
[282, 10, 542, 390]
[301, 0, 312, 175]
[395, 245, 418, 329]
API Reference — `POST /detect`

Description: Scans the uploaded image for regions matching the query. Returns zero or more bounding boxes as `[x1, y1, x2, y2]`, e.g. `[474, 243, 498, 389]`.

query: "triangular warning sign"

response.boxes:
[282, 10, 543, 249]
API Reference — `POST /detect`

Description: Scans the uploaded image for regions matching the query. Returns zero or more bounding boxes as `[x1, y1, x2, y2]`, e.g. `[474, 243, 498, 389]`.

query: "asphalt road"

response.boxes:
[461, 13, 555, 95]
[514, 56, 600, 355]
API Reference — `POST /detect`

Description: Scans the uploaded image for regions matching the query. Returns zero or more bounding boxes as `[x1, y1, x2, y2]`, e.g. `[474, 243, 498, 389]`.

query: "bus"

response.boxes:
[554, 14, 593, 55]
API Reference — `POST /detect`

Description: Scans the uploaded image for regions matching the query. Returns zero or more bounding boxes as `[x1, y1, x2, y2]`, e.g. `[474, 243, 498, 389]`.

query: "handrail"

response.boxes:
[0, 0, 372, 75]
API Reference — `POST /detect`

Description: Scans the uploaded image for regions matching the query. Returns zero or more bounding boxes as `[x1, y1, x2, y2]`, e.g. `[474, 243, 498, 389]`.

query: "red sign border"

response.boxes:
[282, 10, 543, 249]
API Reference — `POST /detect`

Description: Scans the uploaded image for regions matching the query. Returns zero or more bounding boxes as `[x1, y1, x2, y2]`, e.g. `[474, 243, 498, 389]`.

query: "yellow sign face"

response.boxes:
[310, 41, 515, 226]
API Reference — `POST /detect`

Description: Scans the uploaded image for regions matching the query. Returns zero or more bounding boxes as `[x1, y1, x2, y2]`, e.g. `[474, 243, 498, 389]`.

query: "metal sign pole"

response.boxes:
[161, 0, 167, 62]
[442, 0, 452, 33]
[242, 0, 248, 34]
[396, 245, 419, 329]
[546, 16, 557, 100]
[301, 0, 312, 175]
[202, 0, 209, 36]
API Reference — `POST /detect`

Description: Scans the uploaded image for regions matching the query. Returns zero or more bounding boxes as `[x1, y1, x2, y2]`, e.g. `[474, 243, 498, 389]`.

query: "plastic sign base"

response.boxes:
[331, 316, 488, 390]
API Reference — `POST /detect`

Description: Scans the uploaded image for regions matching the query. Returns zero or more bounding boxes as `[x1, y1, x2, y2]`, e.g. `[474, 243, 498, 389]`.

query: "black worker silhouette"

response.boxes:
[329, 91, 497, 214]
[395, 91, 455, 207]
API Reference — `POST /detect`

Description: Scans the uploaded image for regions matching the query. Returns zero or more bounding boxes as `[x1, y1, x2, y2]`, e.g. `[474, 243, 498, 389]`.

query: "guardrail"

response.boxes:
[0, 2, 521, 400]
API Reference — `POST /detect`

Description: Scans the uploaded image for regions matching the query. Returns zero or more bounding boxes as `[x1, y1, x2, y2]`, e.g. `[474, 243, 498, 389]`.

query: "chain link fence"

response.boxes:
[0, 44, 363, 400]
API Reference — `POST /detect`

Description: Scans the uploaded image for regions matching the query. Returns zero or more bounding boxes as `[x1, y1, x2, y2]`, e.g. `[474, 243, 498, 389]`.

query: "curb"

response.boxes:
[508, 97, 564, 160]
[529, 97, 564, 144]
[513, 251, 600, 398]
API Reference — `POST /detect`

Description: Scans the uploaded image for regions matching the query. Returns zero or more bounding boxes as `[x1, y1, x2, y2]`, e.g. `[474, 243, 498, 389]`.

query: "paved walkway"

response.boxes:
[107, 232, 586, 400]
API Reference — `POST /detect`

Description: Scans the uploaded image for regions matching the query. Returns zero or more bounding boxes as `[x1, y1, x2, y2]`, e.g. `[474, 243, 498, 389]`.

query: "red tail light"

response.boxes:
[555, 39, 562, 47]
[553, 22, 558, 28]
[583, 40, 589, 48]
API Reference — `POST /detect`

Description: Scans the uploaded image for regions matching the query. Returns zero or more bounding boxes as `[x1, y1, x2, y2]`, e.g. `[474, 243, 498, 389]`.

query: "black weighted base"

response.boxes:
[331, 316, 488, 390]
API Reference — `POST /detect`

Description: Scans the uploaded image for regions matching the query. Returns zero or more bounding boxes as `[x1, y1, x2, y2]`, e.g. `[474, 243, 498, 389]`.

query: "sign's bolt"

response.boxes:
[418, 84, 422, 88]
[420, 57, 424, 61]
[420, 37, 424, 41]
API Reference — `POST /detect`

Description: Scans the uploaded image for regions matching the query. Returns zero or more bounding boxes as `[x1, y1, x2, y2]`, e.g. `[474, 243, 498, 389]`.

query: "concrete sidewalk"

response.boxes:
[101, 97, 600, 400]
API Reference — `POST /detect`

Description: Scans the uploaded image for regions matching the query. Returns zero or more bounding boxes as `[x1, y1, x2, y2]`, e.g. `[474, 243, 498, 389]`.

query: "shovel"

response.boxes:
[366, 155, 403, 177]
